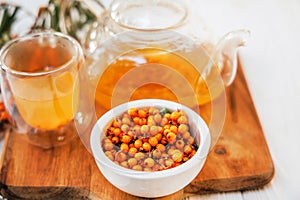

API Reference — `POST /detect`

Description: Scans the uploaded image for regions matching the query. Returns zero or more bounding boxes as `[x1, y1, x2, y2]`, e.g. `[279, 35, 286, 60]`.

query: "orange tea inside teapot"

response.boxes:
[94, 47, 223, 117]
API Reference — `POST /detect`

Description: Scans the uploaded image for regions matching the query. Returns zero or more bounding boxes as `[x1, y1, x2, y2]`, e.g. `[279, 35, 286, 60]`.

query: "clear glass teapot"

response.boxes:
[60, 0, 250, 149]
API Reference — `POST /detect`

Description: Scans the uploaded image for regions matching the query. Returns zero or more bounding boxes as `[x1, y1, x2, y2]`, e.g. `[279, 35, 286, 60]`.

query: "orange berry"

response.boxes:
[121, 135, 131, 144]
[121, 124, 130, 133]
[128, 147, 138, 156]
[150, 125, 159, 135]
[133, 117, 140, 125]
[134, 152, 145, 160]
[140, 125, 149, 134]
[175, 139, 185, 149]
[111, 136, 119, 144]
[139, 118, 147, 126]
[148, 137, 158, 147]
[132, 165, 143, 171]
[120, 143, 129, 152]
[144, 158, 155, 168]
[142, 142, 151, 152]
[128, 158, 138, 168]
[122, 117, 131, 125]
[134, 139, 143, 149]
[128, 108, 138, 117]
[156, 143, 166, 152]
[166, 132, 176, 143]
[184, 145, 192, 154]
[103, 142, 114, 151]
[177, 115, 188, 124]
[138, 109, 148, 118]
[170, 111, 180, 121]
[154, 133, 162, 141]
[178, 124, 189, 134]
[154, 113, 162, 124]
[115, 152, 127, 162]
[170, 125, 178, 133]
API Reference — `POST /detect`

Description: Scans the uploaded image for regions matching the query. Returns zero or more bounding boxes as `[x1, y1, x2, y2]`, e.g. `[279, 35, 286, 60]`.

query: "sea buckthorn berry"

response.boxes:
[132, 165, 143, 171]
[148, 137, 158, 147]
[175, 139, 185, 149]
[120, 161, 129, 168]
[122, 117, 131, 125]
[149, 107, 160, 115]
[150, 125, 159, 135]
[166, 132, 176, 143]
[140, 125, 149, 134]
[190, 150, 197, 157]
[111, 136, 119, 144]
[121, 135, 131, 144]
[161, 137, 168, 145]
[142, 142, 151, 152]
[138, 109, 148, 118]
[139, 118, 147, 126]
[184, 145, 192, 154]
[163, 128, 171, 136]
[127, 130, 135, 138]
[134, 152, 145, 161]
[156, 143, 166, 152]
[170, 111, 180, 121]
[144, 157, 155, 168]
[170, 125, 178, 134]
[172, 151, 183, 162]
[128, 147, 138, 157]
[163, 124, 171, 130]
[165, 159, 174, 168]
[154, 133, 162, 141]
[168, 149, 175, 155]
[164, 113, 171, 120]
[183, 157, 189, 162]
[112, 119, 122, 127]
[103, 142, 114, 151]
[187, 136, 195, 145]
[120, 143, 129, 152]
[132, 125, 141, 134]
[128, 158, 138, 168]
[154, 113, 162, 124]
[147, 118, 156, 126]
[182, 131, 191, 139]
[115, 152, 127, 162]
[179, 110, 187, 116]
[128, 108, 138, 117]
[121, 124, 130, 133]
[177, 115, 188, 124]
[178, 124, 189, 134]
[105, 151, 114, 161]
[134, 139, 143, 149]
[144, 167, 152, 172]
[113, 128, 121, 136]
[152, 149, 162, 158]
[133, 117, 140, 125]
[160, 117, 169, 126]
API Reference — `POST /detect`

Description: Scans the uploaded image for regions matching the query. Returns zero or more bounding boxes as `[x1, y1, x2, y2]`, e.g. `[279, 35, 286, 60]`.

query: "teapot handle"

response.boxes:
[212, 29, 250, 86]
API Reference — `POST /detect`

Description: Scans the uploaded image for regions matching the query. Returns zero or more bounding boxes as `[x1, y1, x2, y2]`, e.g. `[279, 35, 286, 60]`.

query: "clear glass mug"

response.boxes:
[0, 31, 84, 148]
[60, 0, 249, 150]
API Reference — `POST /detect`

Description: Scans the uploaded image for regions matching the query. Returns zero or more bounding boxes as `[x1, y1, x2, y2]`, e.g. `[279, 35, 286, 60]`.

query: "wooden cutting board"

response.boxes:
[0, 63, 274, 200]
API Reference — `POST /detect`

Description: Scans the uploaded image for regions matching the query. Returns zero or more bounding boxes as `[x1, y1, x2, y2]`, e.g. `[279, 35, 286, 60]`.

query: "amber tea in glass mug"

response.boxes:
[0, 31, 84, 148]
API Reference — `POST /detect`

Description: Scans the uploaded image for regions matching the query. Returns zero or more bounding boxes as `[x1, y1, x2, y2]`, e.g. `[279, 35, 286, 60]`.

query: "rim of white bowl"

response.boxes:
[90, 99, 211, 179]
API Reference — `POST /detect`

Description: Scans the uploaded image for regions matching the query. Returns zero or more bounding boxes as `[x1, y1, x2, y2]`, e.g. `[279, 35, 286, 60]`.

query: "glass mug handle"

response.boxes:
[59, 0, 107, 51]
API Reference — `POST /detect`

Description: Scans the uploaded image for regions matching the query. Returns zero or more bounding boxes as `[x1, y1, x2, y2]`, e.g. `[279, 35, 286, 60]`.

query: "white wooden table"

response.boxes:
[1, 0, 300, 199]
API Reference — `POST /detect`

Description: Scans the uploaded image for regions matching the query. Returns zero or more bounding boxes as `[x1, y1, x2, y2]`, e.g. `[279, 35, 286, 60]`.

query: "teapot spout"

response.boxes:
[212, 29, 250, 86]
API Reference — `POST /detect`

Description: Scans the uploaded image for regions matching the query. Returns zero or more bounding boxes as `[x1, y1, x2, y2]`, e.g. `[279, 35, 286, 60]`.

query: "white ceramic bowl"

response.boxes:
[90, 99, 210, 198]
